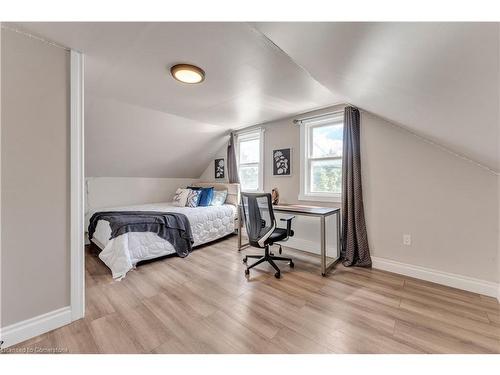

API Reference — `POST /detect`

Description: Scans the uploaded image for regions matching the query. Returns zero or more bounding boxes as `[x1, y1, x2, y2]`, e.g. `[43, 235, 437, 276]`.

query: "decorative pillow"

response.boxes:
[186, 189, 201, 207]
[188, 186, 214, 207]
[172, 188, 190, 207]
[198, 187, 214, 206]
[211, 190, 228, 206]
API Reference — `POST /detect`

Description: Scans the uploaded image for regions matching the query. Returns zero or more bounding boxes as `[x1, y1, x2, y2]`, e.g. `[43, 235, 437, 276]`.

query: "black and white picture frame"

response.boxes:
[272, 148, 291, 176]
[214, 158, 225, 179]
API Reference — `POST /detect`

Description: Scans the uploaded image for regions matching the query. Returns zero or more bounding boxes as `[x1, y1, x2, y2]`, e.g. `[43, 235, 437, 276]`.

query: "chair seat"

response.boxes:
[268, 228, 288, 243]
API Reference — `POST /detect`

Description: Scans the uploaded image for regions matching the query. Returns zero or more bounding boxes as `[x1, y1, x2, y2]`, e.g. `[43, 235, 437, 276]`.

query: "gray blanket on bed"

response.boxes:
[88, 211, 194, 257]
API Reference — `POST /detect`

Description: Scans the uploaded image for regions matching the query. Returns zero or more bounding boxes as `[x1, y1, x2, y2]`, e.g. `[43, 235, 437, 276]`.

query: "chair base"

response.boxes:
[243, 245, 294, 279]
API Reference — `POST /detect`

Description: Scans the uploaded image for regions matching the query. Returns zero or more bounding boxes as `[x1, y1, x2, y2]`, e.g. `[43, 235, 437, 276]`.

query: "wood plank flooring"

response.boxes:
[6, 235, 500, 353]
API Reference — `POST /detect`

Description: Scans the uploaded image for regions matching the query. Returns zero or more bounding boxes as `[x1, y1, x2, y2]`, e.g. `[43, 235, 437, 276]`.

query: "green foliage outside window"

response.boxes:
[311, 165, 341, 193]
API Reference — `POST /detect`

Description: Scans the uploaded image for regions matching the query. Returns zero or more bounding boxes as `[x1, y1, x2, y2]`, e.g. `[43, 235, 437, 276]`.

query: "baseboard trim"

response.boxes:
[371, 256, 499, 300]
[0, 306, 72, 349]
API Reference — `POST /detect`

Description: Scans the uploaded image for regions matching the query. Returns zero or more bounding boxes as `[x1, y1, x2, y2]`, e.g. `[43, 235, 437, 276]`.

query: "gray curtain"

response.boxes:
[341, 106, 372, 267]
[227, 132, 240, 184]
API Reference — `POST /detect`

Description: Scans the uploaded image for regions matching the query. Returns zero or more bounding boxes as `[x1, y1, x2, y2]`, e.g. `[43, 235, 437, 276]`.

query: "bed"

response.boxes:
[86, 182, 240, 279]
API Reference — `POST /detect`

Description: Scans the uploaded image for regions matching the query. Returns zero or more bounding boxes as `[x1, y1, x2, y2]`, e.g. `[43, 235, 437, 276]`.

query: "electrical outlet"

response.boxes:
[403, 234, 412, 246]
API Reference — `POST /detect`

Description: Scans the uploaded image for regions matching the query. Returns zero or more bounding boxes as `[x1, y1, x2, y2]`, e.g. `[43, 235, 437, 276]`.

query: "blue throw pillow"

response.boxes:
[187, 186, 214, 207]
[198, 188, 214, 206]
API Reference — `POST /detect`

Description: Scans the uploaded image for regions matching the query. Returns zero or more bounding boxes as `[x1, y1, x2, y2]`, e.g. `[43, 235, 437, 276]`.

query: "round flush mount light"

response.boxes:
[170, 64, 205, 84]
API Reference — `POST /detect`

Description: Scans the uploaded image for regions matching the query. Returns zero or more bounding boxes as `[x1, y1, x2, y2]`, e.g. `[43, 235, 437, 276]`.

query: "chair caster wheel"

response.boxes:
[274, 272, 281, 279]
[243, 257, 247, 263]
[289, 261, 294, 268]
[245, 269, 249, 276]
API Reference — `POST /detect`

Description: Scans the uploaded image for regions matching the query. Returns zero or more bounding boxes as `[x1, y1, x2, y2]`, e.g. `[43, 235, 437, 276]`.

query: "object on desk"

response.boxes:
[240, 193, 295, 279]
[273, 148, 291, 176]
[271, 187, 280, 205]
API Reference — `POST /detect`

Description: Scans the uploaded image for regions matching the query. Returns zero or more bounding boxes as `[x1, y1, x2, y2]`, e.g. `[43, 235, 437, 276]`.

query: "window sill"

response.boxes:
[298, 193, 341, 203]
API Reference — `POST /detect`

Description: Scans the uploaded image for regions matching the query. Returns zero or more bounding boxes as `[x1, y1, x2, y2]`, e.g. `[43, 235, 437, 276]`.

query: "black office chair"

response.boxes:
[241, 193, 295, 279]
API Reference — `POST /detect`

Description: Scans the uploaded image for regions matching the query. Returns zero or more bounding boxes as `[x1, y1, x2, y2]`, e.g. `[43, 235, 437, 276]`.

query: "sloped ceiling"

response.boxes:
[255, 22, 500, 172]
[10, 22, 500, 176]
[85, 96, 228, 177]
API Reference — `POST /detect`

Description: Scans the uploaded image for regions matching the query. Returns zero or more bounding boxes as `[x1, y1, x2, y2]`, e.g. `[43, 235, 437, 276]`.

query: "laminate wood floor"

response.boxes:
[7, 235, 500, 354]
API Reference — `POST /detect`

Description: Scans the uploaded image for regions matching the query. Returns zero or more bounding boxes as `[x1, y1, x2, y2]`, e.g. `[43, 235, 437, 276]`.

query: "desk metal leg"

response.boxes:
[237, 205, 249, 251]
[321, 211, 341, 277]
[320, 216, 326, 276]
[336, 210, 341, 260]
[237, 206, 242, 251]
[238, 207, 242, 251]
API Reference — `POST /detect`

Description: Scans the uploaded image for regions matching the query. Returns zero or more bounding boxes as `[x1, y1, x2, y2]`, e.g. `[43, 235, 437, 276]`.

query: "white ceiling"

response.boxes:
[14, 22, 339, 126]
[10, 22, 500, 176]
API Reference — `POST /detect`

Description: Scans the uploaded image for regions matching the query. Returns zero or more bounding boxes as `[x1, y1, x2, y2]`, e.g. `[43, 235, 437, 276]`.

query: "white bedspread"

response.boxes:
[87, 202, 236, 279]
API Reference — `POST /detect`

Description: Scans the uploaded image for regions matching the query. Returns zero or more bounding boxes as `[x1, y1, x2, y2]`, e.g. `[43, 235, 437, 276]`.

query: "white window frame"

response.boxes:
[299, 113, 343, 203]
[236, 128, 264, 193]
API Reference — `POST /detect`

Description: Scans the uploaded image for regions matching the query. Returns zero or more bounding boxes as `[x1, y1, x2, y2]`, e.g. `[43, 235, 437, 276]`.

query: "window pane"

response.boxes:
[239, 165, 259, 191]
[311, 123, 343, 158]
[310, 159, 342, 193]
[239, 138, 260, 164]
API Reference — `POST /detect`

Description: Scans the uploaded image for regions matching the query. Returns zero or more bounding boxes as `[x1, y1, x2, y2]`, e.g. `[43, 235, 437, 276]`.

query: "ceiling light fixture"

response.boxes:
[170, 64, 205, 84]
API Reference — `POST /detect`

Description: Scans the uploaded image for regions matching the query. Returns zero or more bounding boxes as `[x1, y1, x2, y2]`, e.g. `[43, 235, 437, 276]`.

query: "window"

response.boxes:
[299, 113, 343, 202]
[237, 129, 264, 192]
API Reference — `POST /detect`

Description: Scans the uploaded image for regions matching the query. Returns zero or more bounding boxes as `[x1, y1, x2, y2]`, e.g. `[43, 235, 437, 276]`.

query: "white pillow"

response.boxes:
[185, 189, 201, 207]
[211, 190, 228, 206]
[172, 188, 190, 207]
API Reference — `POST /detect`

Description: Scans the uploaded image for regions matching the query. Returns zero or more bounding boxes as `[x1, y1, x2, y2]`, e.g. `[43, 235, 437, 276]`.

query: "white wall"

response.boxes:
[201, 105, 500, 286]
[1, 28, 71, 327]
[498, 175, 500, 299]
[496, 50, 500, 291]
[361, 111, 498, 283]
[199, 143, 229, 183]
[0, 23, 3, 333]
[86, 177, 198, 213]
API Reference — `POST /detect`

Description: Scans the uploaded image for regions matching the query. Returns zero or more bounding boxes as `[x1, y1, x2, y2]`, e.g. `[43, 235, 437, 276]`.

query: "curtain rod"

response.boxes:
[233, 126, 263, 136]
[293, 109, 344, 125]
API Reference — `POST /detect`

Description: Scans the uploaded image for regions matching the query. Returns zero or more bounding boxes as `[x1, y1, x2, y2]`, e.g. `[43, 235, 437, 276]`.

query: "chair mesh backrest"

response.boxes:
[241, 193, 275, 244]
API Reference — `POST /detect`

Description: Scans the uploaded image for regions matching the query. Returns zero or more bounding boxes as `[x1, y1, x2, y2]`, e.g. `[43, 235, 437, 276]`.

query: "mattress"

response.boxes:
[87, 202, 237, 279]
